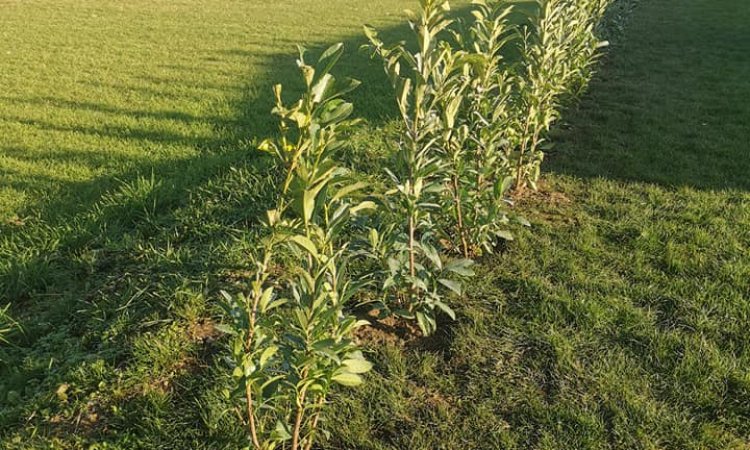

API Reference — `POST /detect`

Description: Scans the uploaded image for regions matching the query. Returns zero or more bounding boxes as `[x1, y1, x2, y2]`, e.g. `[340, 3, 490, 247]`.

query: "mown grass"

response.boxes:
[1, 0, 749, 449]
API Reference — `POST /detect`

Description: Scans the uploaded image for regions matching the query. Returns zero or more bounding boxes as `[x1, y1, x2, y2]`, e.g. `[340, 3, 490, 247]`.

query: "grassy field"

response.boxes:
[1, 0, 749, 448]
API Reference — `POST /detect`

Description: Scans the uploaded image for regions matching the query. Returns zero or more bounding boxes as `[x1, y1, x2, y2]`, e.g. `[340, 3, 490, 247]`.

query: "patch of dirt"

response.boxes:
[48, 393, 109, 438]
[510, 181, 579, 226]
[3, 215, 25, 227]
[353, 309, 456, 354]
[141, 355, 202, 396]
[124, 319, 219, 399]
[354, 311, 423, 348]
[511, 180, 573, 207]
[188, 318, 220, 345]
[414, 385, 453, 410]
[221, 269, 255, 287]
[143, 319, 220, 396]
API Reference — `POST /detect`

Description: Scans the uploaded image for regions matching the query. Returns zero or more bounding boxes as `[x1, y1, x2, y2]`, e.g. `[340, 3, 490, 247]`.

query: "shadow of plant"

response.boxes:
[0, 14, 415, 447]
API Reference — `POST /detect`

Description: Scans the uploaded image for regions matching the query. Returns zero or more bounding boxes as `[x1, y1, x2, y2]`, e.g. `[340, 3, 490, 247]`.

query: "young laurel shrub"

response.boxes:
[565, 0, 613, 98]
[364, 0, 474, 336]
[220, 43, 374, 450]
[431, 49, 473, 259]
[445, 0, 522, 257]
[395, 0, 523, 260]
[509, 0, 612, 193]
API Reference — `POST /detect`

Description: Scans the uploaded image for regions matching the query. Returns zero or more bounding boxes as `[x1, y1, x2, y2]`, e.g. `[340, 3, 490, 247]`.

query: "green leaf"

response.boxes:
[368, 228, 379, 247]
[396, 77, 412, 113]
[271, 420, 292, 441]
[290, 235, 318, 258]
[444, 259, 475, 277]
[320, 100, 354, 124]
[265, 209, 280, 226]
[303, 189, 316, 223]
[259, 346, 278, 368]
[265, 298, 288, 311]
[331, 181, 368, 203]
[515, 215, 531, 227]
[336, 77, 362, 98]
[312, 338, 337, 351]
[444, 95, 463, 128]
[363, 25, 381, 46]
[342, 358, 373, 374]
[258, 287, 274, 311]
[496, 229, 514, 241]
[332, 372, 363, 387]
[416, 311, 436, 336]
[213, 323, 236, 336]
[260, 375, 285, 392]
[393, 308, 415, 320]
[219, 290, 233, 303]
[421, 242, 442, 270]
[354, 319, 371, 329]
[311, 73, 335, 104]
[350, 200, 377, 215]
[316, 42, 344, 77]
[438, 278, 463, 295]
[434, 300, 456, 320]
[499, 176, 514, 196]
[257, 139, 276, 154]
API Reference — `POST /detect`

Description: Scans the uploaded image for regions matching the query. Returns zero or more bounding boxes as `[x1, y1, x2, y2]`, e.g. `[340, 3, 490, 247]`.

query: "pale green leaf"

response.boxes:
[343, 358, 373, 374]
[439, 278, 462, 295]
[290, 235, 318, 258]
[332, 372, 363, 387]
[259, 346, 278, 368]
[303, 189, 316, 223]
[331, 181, 369, 203]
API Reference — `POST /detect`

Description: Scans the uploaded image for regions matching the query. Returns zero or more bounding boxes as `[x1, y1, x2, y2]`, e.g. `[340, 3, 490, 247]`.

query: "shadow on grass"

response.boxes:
[546, 0, 750, 192]
[0, 17, 414, 446]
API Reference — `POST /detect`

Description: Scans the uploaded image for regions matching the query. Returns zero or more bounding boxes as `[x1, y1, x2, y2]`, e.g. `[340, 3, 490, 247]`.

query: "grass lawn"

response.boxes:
[1, 0, 749, 448]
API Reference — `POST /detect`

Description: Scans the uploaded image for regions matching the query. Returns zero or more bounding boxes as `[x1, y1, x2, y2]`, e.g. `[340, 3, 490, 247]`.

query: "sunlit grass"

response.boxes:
[0, 0, 413, 221]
